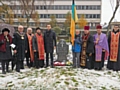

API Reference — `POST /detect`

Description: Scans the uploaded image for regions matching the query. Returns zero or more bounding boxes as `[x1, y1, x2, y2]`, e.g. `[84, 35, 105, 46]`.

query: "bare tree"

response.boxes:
[18, 0, 35, 27]
[107, 0, 120, 35]
[18, 0, 54, 27]
[0, 0, 54, 26]
[0, 0, 14, 24]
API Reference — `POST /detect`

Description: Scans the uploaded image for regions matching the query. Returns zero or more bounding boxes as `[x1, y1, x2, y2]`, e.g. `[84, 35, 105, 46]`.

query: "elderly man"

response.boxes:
[12, 25, 27, 72]
[72, 30, 82, 68]
[25, 28, 34, 68]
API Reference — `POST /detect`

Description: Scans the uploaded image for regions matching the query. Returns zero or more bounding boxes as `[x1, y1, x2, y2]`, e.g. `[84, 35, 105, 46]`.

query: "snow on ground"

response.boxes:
[0, 67, 120, 90]
[0, 43, 120, 90]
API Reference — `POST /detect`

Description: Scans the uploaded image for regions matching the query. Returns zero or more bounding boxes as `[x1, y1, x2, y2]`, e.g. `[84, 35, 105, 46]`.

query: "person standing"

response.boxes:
[32, 27, 45, 68]
[72, 30, 82, 68]
[107, 24, 120, 71]
[0, 28, 12, 74]
[80, 26, 94, 69]
[44, 24, 56, 68]
[94, 25, 109, 70]
[25, 28, 34, 68]
[12, 25, 26, 72]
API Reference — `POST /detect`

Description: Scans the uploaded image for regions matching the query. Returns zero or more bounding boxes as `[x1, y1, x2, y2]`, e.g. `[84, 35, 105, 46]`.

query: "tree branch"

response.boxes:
[106, 0, 119, 35]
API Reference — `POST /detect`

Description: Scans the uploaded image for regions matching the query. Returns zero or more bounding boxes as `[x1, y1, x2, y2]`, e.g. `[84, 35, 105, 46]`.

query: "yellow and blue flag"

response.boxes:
[70, 0, 78, 45]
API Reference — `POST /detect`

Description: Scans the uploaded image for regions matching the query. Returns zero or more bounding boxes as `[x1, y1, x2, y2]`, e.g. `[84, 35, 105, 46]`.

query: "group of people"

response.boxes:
[72, 24, 120, 72]
[0, 24, 120, 74]
[0, 24, 56, 74]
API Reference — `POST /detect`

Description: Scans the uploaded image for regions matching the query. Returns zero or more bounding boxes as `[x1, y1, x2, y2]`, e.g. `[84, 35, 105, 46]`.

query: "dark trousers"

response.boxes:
[86, 53, 94, 69]
[94, 52, 105, 70]
[26, 54, 33, 67]
[2, 60, 9, 72]
[16, 59, 21, 72]
[34, 52, 39, 68]
[46, 53, 53, 67]
[15, 60, 24, 71]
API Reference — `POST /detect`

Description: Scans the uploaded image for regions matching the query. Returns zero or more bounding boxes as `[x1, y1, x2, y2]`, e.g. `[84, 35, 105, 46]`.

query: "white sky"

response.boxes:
[101, 0, 120, 24]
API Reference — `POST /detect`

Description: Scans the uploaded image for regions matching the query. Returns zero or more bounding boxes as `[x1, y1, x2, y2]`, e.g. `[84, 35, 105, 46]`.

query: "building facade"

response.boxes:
[0, 0, 102, 28]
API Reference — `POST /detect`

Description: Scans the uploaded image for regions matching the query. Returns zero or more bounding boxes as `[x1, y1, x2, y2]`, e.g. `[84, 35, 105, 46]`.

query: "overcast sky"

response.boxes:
[101, 0, 120, 25]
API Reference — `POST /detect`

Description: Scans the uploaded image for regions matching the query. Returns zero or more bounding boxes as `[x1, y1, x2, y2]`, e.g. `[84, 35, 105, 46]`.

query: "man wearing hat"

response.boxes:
[107, 24, 120, 71]
[12, 25, 27, 72]
[94, 25, 109, 70]
[80, 26, 94, 69]
[0, 28, 12, 74]
[32, 27, 45, 68]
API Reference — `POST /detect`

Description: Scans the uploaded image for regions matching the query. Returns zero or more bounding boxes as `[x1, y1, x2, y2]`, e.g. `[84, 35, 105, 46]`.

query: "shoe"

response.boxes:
[6, 70, 10, 73]
[44, 65, 48, 68]
[2, 71, 6, 74]
[20, 67, 24, 69]
[16, 70, 20, 72]
[51, 65, 54, 68]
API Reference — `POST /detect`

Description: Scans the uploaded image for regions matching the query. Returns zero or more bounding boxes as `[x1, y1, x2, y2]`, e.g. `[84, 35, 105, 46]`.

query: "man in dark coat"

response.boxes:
[44, 24, 56, 68]
[107, 24, 120, 71]
[12, 25, 27, 72]
[0, 28, 12, 74]
[80, 26, 94, 69]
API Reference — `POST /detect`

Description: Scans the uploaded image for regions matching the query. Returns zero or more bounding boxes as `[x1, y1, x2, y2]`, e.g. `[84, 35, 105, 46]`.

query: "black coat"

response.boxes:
[81, 34, 95, 69]
[86, 35, 94, 54]
[25, 34, 30, 57]
[13, 32, 27, 60]
[32, 34, 38, 52]
[44, 30, 56, 53]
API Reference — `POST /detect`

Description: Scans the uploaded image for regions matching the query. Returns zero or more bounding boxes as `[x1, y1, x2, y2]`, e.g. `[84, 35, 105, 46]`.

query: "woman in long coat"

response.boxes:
[0, 28, 12, 74]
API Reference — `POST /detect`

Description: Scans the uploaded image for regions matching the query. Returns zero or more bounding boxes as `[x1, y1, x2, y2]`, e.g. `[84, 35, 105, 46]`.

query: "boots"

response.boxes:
[2, 60, 6, 74]
[20, 60, 24, 69]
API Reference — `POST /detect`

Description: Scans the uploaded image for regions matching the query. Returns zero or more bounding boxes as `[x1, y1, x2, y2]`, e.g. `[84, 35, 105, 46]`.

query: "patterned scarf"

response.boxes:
[80, 34, 89, 66]
[110, 31, 119, 62]
[35, 33, 44, 60]
[27, 34, 34, 61]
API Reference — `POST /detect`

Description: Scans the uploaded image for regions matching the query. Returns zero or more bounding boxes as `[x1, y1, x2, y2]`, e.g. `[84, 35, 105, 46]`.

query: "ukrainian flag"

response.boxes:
[70, 0, 78, 45]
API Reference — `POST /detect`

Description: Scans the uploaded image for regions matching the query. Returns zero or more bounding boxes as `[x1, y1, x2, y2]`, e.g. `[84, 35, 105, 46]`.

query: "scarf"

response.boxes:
[110, 31, 119, 62]
[35, 33, 44, 60]
[27, 33, 34, 61]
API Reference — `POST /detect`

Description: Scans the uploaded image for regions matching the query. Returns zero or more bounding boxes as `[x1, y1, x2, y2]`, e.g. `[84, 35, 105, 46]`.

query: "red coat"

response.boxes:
[0, 34, 12, 52]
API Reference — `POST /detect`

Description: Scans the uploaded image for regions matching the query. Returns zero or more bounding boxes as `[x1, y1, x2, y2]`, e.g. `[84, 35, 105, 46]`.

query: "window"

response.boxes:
[78, 6, 81, 10]
[36, 5, 39, 10]
[86, 6, 89, 10]
[97, 14, 100, 18]
[82, 6, 85, 10]
[97, 6, 101, 10]
[89, 6, 92, 10]
[93, 14, 96, 18]
[92, 6, 96, 10]
[54, 5, 58, 10]
[44, 6, 47, 9]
